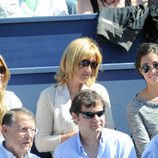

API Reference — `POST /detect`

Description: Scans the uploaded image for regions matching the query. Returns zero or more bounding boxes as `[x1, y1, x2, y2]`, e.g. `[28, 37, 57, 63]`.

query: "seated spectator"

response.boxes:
[0, 55, 22, 141]
[127, 43, 158, 158]
[35, 37, 115, 157]
[77, 0, 147, 14]
[54, 89, 137, 158]
[142, 134, 158, 158]
[66, 0, 78, 14]
[0, 0, 68, 18]
[0, 107, 40, 158]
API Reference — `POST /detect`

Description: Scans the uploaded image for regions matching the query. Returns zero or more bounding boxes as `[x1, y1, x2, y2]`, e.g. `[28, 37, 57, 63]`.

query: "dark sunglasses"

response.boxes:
[79, 59, 98, 69]
[140, 63, 158, 73]
[0, 66, 6, 74]
[79, 109, 105, 119]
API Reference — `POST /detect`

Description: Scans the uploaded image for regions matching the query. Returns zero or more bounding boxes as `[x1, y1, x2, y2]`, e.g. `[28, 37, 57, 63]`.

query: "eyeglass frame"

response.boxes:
[140, 62, 158, 73]
[10, 125, 38, 135]
[79, 59, 98, 70]
[79, 109, 105, 119]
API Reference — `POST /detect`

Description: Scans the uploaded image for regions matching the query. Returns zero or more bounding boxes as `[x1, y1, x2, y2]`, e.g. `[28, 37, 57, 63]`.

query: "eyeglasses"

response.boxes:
[79, 59, 98, 69]
[79, 109, 105, 119]
[0, 66, 6, 74]
[140, 63, 158, 73]
[17, 127, 38, 135]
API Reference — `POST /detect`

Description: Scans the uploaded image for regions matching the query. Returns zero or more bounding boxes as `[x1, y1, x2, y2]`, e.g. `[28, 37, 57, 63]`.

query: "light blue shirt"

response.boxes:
[142, 134, 158, 158]
[54, 128, 137, 158]
[0, 141, 40, 158]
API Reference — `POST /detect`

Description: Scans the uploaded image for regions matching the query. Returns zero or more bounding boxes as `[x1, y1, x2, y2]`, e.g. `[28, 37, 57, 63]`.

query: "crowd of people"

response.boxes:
[0, 0, 151, 18]
[0, 0, 157, 158]
[0, 37, 157, 158]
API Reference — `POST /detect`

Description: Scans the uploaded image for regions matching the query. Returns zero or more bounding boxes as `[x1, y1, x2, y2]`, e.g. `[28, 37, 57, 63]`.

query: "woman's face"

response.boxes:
[139, 52, 158, 85]
[0, 60, 5, 88]
[71, 56, 97, 84]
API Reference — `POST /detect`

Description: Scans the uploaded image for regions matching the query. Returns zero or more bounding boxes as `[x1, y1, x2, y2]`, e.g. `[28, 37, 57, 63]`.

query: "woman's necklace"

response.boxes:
[100, 0, 116, 6]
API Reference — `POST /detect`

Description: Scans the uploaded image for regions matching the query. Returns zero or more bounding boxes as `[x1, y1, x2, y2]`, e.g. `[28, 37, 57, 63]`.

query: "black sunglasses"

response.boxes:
[0, 66, 6, 74]
[79, 109, 105, 119]
[140, 63, 158, 73]
[79, 59, 98, 69]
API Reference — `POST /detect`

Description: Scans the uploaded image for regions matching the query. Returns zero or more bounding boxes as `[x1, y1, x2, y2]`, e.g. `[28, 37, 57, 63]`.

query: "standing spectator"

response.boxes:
[0, 107, 40, 158]
[35, 37, 115, 157]
[54, 89, 136, 158]
[77, 0, 147, 14]
[0, 0, 68, 18]
[127, 43, 158, 158]
[77, 0, 127, 14]
[0, 55, 22, 141]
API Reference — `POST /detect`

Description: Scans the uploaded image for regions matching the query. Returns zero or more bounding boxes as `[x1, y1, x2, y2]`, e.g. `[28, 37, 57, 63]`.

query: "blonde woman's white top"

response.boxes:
[35, 83, 114, 156]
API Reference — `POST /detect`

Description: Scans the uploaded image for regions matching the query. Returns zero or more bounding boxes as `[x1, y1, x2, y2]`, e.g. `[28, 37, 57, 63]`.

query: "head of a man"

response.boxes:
[70, 89, 106, 136]
[1, 108, 37, 157]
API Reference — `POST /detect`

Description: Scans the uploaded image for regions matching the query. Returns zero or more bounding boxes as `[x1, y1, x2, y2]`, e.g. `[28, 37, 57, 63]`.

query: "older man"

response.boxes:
[0, 107, 40, 158]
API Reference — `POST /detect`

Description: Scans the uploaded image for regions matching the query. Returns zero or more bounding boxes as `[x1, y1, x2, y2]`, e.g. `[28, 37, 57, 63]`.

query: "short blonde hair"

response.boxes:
[55, 37, 102, 86]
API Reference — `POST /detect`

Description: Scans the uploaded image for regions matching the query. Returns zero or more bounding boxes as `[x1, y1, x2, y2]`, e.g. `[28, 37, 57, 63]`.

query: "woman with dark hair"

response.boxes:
[127, 43, 158, 158]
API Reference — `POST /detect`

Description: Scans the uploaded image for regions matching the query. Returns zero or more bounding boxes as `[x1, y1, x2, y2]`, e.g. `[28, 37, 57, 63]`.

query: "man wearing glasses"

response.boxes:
[0, 107, 40, 158]
[54, 89, 136, 158]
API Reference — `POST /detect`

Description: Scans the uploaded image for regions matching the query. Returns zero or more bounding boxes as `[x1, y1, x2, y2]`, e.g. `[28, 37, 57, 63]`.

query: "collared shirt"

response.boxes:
[0, 141, 40, 158]
[54, 128, 137, 158]
[35, 83, 114, 156]
[142, 134, 158, 158]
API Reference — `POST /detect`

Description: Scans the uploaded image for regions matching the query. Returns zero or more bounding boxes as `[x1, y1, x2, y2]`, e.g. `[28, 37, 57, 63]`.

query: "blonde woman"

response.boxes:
[35, 37, 115, 157]
[0, 55, 22, 140]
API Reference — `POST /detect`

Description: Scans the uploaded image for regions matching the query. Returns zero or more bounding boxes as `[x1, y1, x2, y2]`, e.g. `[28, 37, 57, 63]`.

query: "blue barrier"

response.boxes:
[0, 14, 146, 135]
[0, 14, 145, 85]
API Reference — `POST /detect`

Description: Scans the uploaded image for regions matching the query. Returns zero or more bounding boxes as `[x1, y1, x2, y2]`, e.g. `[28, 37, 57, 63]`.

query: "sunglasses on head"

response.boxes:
[140, 63, 158, 73]
[0, 66, 6, 74]
[79, 59, 98, 69]
[79, 109, 105, 119]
